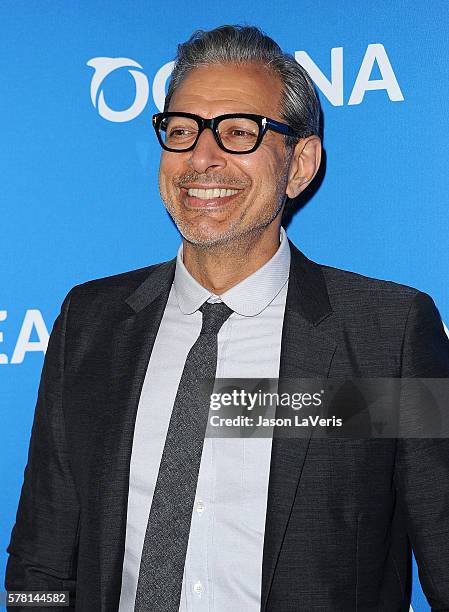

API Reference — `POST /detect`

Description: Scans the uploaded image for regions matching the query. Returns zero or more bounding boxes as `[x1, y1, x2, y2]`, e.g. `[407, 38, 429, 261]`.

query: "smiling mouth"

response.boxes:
[182, 186, 243, 208]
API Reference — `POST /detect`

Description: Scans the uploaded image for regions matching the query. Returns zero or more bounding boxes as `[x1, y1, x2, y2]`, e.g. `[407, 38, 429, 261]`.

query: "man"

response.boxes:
[5, 25, 449, 612]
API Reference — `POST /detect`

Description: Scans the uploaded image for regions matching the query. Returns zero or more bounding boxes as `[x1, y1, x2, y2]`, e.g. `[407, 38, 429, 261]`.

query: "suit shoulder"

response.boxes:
[320, 263, 419, 303]
[289, 241, 421, 310]
[64, 260, 174, 313]
[315, 263, 437, 329]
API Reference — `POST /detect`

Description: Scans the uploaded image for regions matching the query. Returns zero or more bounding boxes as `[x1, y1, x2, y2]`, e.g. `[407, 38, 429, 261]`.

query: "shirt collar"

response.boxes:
[173, 227, 291, 317]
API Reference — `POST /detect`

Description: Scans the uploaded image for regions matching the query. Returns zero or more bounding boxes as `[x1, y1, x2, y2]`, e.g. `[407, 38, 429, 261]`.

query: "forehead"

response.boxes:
[168, 62, 283, 119]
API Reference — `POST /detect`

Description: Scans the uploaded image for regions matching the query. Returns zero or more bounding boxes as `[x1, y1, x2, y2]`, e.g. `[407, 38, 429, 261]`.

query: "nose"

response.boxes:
[188, 127, 227, 173]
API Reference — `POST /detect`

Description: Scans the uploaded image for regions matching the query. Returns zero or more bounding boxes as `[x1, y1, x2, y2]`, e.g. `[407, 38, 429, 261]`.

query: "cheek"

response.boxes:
[159, 155, 179, 197]
[159, 154, 172, 180]
[239, 154, 284, 199]
[237, 158, 266, 192]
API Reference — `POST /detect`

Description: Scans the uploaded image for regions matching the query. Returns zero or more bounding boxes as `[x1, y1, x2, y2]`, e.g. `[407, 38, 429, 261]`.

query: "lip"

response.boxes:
[182, 184, 243, 191]
[181, 186, 243, 209]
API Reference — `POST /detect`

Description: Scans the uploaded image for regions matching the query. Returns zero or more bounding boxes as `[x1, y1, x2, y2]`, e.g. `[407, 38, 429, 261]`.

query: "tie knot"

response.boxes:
[199, 301, 233, 335]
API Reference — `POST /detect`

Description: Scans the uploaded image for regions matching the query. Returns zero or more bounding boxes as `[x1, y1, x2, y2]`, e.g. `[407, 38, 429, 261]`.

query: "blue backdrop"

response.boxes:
[1, 2, 448, 610]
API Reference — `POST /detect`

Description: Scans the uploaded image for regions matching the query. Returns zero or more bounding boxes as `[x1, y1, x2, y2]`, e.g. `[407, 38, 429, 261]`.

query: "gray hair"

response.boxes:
[164, 25, 321, 147]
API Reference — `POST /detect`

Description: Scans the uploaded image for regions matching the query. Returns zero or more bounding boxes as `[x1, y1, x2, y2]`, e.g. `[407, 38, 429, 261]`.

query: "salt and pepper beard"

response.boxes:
[160, 155, 292, 252]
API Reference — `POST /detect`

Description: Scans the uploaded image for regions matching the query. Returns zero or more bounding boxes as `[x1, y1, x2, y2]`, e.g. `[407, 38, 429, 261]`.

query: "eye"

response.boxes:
[168, 127, 194, 137]
[219, 118, 260, 145]
[229, 129, 256, 139]
[164, 123, 198, 144]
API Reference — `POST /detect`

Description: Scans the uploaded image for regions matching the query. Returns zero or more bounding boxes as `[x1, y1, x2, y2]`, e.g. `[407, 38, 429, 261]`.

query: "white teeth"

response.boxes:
[187, 188, 239, 199]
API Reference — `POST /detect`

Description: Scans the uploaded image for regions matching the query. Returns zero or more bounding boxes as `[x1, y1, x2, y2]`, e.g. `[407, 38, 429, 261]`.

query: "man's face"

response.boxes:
[158, 63, 292, 248]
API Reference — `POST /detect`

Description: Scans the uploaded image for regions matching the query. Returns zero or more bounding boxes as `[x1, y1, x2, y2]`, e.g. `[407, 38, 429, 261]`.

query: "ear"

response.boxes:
[286, 136, 322, 199]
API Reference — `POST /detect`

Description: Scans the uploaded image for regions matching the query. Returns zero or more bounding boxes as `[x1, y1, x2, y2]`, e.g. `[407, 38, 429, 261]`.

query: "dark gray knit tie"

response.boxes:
[134, 301, 233, 611]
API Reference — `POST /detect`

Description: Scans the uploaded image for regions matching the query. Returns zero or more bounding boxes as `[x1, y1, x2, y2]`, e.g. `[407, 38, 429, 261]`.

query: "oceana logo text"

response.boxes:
[87, 44, 404, 123]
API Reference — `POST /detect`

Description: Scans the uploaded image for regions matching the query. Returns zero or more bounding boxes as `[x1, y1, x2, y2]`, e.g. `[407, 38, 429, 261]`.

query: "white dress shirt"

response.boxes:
[118, 228, 291, 611]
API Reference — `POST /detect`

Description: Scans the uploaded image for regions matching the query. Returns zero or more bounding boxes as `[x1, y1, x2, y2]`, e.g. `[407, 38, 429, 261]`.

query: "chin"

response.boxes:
[166, 204, 242, 248]
[178, 223, 238, 248]
[165, 195, 282, 250]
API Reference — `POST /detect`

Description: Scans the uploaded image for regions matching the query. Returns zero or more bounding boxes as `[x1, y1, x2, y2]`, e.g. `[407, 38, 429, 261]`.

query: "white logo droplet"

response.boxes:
[87, 57, 149, 122]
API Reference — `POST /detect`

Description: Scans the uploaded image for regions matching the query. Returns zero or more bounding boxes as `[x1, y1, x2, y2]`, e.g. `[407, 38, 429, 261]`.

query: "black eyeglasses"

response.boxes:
[152, 112, 299, 154]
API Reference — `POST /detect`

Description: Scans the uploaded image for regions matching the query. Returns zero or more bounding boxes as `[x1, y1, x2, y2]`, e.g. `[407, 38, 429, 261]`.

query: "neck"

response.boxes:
[182, 222, 282, 294]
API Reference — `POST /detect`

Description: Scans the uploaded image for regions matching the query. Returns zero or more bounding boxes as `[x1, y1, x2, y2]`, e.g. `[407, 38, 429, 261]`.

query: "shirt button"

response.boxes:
[193, 581, 203, 595]
[196, 500, 205, 514]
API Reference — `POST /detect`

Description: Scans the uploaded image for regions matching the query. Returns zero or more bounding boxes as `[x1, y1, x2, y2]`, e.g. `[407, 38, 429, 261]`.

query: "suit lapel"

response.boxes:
[98, 259, 175, 611]
[261, 242, 337, 611]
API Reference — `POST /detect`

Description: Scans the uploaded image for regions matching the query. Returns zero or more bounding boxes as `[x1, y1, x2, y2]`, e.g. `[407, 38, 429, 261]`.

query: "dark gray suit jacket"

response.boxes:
[6, 242, 449, 611]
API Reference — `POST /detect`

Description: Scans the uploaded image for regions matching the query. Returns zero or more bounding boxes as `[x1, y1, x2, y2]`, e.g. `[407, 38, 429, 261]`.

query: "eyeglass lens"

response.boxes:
[159, 115, 261, 152]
